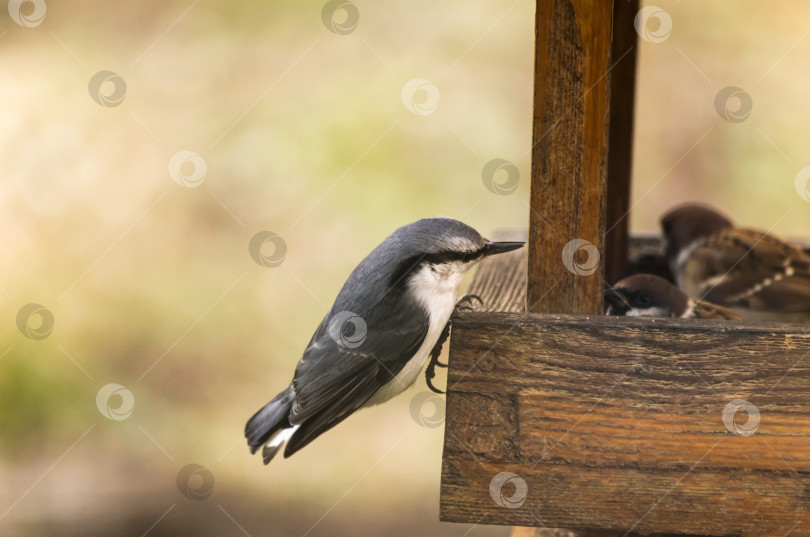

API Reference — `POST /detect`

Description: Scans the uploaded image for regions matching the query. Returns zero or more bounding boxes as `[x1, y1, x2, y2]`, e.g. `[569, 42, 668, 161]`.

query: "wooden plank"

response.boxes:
[441, 312, 810, 536]
[527, 0, 612, 315]
[604, 0, 639, 286]
[467, 229, 528, 313]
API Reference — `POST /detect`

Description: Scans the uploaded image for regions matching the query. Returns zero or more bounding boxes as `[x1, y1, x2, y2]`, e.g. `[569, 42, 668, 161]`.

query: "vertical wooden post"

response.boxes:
[527, 0, 613, 315]
[520, 0, 633, 535]
[605, 0, 639, 285]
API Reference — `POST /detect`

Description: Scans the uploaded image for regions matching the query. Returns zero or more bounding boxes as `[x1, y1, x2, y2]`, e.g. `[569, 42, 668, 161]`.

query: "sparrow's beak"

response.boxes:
[604, 287, 630, 314]
[481, 241, 525, 257]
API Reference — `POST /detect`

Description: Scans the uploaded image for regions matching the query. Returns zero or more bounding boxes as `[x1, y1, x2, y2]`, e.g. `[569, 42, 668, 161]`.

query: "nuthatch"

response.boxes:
[245, 217, 523, 464]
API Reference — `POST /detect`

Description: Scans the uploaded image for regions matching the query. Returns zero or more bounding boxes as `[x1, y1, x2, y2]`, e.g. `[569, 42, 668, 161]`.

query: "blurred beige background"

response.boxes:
[1, 1, 808, 536]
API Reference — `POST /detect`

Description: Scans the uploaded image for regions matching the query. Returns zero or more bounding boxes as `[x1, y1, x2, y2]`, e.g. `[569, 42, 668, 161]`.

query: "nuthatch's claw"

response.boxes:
[426, 370, 444, 394]
[424, 320, 452, 394]
[455, 294, 484, 313]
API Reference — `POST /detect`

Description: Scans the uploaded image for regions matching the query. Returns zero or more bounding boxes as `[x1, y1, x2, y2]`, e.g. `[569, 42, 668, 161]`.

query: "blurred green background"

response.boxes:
[1, 0, 809, 536]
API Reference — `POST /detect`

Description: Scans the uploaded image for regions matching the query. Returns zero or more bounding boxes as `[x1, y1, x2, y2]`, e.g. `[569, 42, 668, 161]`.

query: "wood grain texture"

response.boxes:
[604, 0, 639, 286]
[441, 312, 810, 535]
[467, 229, 528, 313]
[527, 0, 612, 314]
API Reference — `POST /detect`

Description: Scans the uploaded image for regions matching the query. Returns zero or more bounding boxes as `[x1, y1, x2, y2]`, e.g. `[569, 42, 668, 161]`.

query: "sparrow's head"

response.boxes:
[661, 204, 734, 261]
[604, 274, 689, 318]
[382, 218, 524, 288]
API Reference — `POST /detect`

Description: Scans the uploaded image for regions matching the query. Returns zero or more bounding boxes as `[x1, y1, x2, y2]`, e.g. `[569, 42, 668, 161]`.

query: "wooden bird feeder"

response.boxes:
[439, 2, 810, 536]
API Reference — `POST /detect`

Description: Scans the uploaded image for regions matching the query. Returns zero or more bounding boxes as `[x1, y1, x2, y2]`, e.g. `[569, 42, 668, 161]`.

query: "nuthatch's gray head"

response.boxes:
[339, 217, 524, 302]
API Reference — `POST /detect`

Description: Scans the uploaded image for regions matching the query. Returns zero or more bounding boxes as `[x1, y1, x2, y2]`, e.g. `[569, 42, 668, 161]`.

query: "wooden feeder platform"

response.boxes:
[438, 2, 810, 536]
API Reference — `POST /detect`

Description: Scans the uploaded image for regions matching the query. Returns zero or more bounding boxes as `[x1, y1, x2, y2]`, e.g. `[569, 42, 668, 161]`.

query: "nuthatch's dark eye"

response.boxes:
[638, 294, 651, 306]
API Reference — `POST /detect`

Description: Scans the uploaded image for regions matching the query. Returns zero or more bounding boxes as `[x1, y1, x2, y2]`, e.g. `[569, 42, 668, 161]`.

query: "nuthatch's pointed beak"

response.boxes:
[604, 287, 630, 313]
[481, 241, 524, 257]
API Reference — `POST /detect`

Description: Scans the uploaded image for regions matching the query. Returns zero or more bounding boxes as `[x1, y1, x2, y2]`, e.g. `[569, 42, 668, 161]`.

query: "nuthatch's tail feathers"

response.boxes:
[261, 424, 300, 464]
[245, 385, 295, 460]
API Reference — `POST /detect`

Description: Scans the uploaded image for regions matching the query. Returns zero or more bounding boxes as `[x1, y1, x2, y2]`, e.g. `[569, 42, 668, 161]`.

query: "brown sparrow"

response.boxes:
[661, 203, 810, 322]
[605, 273, 740, 320]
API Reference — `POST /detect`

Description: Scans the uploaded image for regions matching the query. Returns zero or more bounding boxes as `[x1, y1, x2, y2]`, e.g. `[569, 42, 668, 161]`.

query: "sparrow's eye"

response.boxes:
[638, 294, 651, 306]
